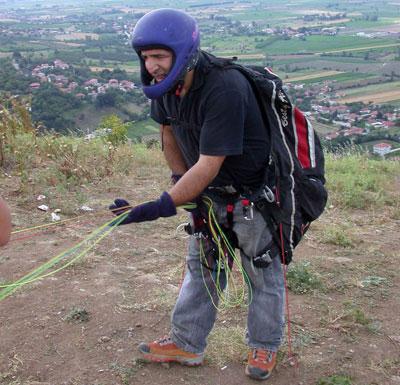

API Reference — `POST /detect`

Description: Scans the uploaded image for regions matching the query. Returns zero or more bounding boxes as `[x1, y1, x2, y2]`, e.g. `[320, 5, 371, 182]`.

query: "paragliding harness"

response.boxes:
[187, 52, 328, 267]
[184, 196, 239, 272]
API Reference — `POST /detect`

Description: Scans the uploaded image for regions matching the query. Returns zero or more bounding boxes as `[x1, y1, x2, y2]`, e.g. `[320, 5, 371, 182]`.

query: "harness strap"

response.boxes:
[253, 198, 291, 265]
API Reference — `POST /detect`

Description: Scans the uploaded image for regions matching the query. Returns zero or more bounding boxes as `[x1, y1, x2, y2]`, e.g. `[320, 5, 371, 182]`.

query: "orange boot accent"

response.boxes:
[245, 348, 277, 380]
[138, 336, 204, 366]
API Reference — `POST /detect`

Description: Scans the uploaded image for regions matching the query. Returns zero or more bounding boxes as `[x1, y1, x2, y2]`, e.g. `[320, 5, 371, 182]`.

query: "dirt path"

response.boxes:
[1, 185, 399, 385]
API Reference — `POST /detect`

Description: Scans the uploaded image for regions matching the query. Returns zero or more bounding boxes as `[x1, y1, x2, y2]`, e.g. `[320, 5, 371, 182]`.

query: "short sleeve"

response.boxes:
[200, 89, 247, 156]
[151, 99, 170, 125]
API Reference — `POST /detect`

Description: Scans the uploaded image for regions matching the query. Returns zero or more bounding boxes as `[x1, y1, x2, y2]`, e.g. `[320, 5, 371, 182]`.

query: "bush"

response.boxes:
[325, 152, 399, 209]
[286, 262, 323, 294]
[317, 375, 353, 385]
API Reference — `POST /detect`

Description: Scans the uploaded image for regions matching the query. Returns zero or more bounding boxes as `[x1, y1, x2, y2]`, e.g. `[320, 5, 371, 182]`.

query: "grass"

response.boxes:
[109, 359, 144, 385]
[127, 118, 159, 140]
[317, 375, 353, 385]
[325, 151, 400, 209]
[319, 225, 354, 248]
[207, 325, 247, 366]
[64, 307, 90, 323]
[0, 100, 165, 204]
[286, 261, 324, 294]
[343, 302, 371, 327]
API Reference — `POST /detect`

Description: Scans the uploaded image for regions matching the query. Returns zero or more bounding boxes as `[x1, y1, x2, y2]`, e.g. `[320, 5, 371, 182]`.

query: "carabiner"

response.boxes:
[263, 186, 275, 203]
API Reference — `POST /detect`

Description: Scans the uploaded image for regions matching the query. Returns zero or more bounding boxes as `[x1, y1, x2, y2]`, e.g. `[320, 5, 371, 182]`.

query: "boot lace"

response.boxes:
[155, 336, 173, 346]
[253, 348, 274, 363]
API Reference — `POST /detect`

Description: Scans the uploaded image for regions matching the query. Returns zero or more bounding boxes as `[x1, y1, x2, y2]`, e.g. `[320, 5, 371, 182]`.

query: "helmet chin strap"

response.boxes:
[174, 80, 184, 97]
[168, 50, 199, 96]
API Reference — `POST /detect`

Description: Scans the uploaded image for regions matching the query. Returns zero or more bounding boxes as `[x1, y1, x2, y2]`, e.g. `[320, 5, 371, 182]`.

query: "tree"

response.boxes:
[31, 83, 79, 132]
[97, 114, 128, 146]
[96, 90, 117, 108]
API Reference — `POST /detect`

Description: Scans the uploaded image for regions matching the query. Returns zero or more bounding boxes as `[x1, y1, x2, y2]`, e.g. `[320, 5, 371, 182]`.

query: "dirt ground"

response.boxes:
[0, 175, 399, 385]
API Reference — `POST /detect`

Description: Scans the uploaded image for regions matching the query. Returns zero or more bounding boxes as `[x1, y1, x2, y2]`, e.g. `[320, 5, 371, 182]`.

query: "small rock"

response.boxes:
[390, 335, 400, 343]
[80, 205, 93, 212]
[99, 336, 111, 343]
[38, 205, 49, 212]
[327, 256, 352, 263]
[37, 195, 46, 201]
[51, 212, 61, 222]
[54, 208, 61, 213]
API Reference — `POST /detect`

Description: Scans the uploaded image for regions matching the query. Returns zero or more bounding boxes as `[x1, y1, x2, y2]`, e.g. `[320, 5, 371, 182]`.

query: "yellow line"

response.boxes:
[11, 215, 89, 235]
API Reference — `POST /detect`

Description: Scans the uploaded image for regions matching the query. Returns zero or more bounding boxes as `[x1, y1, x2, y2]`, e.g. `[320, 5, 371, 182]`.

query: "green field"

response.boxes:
[1, 0, 399, 135]
[291, 72, 376, 85]
[342, 80, 400, 97]
[127, 118, 159, 140]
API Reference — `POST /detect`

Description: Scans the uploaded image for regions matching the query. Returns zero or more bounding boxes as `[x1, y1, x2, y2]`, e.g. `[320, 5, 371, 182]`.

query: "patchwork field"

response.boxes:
[338, 81, 400, 104]
[287, 70, 345, 82]
[55, 32, 100, 41]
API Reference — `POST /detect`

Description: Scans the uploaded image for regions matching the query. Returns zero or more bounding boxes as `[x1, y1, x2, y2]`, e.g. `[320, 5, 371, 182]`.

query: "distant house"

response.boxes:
[325, 132, 339, 140]
[120, 80, 135, 91]
[333, 120, 351, 128]
[29, 82, 41, 90]
[54, 59, 69, 70]
[373, 143, 392, 156]
[343, 127, 364, 136]
[108, 79, 119, 88]
[68, 82, 78, 91]
[84, 78, 99, 87]
[54, 75, 68, 84]
[383, 121, 395, 129]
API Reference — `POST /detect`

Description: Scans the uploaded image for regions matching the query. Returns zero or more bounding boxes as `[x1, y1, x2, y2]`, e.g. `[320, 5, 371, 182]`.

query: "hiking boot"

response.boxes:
[245, 348, 277, 381]
[138, 336, 204, 366]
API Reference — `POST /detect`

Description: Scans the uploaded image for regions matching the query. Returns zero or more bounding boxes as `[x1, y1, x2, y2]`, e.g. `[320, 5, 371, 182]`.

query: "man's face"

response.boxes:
[141, 48, 173, 83]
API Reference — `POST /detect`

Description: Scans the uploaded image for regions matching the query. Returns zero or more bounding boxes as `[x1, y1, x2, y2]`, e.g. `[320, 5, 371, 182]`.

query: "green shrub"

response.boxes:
[317, 375, 353, 385]
[286, 262, 323, 294]
[325, 152, 399, 209]
[319, 225, 354, 247]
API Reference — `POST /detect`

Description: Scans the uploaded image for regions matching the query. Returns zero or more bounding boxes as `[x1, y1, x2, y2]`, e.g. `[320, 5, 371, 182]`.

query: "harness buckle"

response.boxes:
[263, 185, 275, 203]
[241, 199, 254, 221]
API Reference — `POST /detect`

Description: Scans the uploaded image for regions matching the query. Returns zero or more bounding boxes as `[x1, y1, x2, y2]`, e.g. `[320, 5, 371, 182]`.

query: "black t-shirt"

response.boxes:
[151, 52, 269, 189]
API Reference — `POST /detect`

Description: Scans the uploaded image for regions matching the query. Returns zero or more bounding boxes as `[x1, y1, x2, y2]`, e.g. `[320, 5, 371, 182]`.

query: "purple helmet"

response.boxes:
[131, 8, 200, 99]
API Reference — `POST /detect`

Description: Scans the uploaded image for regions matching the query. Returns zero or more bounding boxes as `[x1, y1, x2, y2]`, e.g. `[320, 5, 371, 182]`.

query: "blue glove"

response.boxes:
[109, 192, 176, 226]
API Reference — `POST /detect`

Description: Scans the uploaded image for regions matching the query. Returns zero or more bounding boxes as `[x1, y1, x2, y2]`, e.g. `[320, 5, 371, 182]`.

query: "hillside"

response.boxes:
[0, 126, 399, 385]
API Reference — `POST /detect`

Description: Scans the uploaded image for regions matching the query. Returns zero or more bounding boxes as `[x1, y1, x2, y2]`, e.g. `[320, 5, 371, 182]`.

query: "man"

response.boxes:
[110, 8, 284, 381]
[0, 197, 11, 246]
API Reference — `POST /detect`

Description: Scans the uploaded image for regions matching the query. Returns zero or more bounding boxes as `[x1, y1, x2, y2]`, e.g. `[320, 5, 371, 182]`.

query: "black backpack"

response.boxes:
[203, 52, 328, 265]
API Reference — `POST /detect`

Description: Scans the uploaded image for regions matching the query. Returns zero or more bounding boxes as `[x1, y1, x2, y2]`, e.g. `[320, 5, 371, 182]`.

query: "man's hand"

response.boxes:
[109, 192, 177, 226]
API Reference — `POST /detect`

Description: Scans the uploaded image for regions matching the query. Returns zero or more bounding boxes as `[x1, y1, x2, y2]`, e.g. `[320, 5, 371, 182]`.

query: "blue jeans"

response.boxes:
[170, 196, 285, 354]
